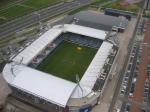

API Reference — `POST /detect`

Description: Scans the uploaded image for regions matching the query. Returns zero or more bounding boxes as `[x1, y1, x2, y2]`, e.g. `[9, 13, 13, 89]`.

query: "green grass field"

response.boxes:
[0, 0, 61, 20]
[37, 41, 97, 82]
[0, 0, 18, 9]
[0, 5, 33, 19]
[103, 1, 139, 13]
[23, 0, 60, 9]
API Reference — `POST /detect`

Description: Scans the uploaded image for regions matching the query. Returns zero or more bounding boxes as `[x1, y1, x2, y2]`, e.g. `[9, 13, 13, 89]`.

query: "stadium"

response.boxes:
[2, 23, 119, 112]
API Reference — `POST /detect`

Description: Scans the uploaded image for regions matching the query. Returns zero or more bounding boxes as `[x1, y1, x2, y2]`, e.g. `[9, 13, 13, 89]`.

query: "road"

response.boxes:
[119, 1, 147, 111]
[108, 25, 137, 112]
[0, 0, 93, 38]
[120, 43, 140, 112]
[108, 0, 146, 111]
[0, 73, 11, 107]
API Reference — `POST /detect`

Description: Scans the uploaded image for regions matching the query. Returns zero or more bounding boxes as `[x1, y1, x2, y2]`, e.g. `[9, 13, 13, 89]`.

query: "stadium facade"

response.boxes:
[2, 12, 122, 112]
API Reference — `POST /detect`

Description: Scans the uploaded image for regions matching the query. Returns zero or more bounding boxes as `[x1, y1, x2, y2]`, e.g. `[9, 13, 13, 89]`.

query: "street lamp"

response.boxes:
[34, 12, 42, 30]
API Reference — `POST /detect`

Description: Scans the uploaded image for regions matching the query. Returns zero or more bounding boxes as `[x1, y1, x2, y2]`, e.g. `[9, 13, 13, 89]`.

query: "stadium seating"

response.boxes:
[28, 32, 103, 68]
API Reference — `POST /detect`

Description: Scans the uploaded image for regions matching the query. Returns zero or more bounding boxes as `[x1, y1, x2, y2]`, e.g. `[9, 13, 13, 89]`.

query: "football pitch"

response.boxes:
[37, 41, 97, 82]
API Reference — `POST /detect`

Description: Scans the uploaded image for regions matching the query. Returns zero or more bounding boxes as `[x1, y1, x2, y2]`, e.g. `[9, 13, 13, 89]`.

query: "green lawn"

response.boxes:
[22, 0, 60, 9]
[0, 0, 18, 9]
[93, 0, 110, 4]
[37, 41, 97, 82]
[0, 5, 33, 19]
[103, 1, 139, 13]
[0, 0, 61, 20]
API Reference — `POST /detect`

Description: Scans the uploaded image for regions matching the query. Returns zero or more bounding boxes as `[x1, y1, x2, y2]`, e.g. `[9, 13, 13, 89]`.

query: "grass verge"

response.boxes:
[0, 0, 61, 21]
[103, 1, 140, 13]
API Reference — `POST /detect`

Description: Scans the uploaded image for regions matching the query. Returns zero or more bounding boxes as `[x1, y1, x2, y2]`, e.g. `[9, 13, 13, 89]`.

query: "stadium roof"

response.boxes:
[3, 23, 115, 106]
[12, 27, 62, 65]
[4, 41, 113, 102]
[12, 24, 107, 65]
[3, 63, 76, 107]
[71, 42, 113, 98]
[64, 24, 107, 39]
[71, 11, 128, 31]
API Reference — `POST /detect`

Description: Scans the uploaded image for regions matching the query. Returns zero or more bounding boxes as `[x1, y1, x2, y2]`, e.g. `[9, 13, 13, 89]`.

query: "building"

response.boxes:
[65, 11, 128, 32]
[2, 12, 128, 112]
[104, 8, 133, 20]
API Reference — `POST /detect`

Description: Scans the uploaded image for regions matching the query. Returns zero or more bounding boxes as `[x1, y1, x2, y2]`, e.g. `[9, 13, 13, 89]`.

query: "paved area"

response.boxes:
[0, 0, 93, 38]
[4, 96, 42, 112]
[0, 18, 137, 112]
[130, 19, 150, 112]
[0, 73, 11, 107]
[92, 18, 137, 112]
[125, 0, 143, 4]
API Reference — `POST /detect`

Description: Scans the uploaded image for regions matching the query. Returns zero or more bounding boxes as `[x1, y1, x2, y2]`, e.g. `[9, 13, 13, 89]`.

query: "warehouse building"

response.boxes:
[65, 11, 128, 32]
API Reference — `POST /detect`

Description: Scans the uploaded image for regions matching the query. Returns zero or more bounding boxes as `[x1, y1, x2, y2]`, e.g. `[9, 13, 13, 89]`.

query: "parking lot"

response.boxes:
[93, 17, 137, 112]
[119, 42, 140, 98]
[114, 17, 150, 112]
[130, 19, 150, 112]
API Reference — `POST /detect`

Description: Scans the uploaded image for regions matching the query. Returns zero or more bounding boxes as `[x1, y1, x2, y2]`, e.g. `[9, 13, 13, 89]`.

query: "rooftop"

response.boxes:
[3, 63, 76, 107]
[12, 24, 107, 65]
[3, 24, 114, 107]
[69, 11, 128, 31]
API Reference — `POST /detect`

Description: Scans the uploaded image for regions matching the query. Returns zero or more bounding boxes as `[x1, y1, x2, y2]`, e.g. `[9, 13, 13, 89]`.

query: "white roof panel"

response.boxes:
[3, 63, 76, 107]
[12, 28, 62, 65]
[12, 24, 107, 65]
[6, 24, 112, 102]
[71, 42, 113, 98]
[64, 24, 107, 40]
[3, 42, 113, 104]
